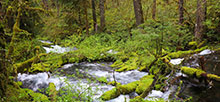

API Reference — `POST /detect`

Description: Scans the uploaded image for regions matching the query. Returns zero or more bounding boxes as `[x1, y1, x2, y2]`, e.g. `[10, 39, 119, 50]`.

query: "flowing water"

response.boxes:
[17, 41, 220, 101]
[180, 50, 220, 102]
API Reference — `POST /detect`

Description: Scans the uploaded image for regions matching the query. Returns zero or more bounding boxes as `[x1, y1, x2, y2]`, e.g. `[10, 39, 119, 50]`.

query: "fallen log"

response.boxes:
[100, 75, 154, 101]
[181, 67, 220, 82]
[14, 53, 48, 73]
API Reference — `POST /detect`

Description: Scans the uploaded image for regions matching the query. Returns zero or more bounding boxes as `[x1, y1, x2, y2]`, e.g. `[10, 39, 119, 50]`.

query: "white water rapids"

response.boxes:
[17, 40, 215, 102]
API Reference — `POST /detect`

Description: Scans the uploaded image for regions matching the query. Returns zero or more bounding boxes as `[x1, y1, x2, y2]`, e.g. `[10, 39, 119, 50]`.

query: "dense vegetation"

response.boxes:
[0, 0, 220, 101]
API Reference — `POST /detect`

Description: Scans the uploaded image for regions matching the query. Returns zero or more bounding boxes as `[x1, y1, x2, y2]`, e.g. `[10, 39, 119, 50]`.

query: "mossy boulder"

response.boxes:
[6, 84, 48, 102]
[118, 81, 139, 94]
[136, 75, 154, 95]
[100, 88, 120, 101]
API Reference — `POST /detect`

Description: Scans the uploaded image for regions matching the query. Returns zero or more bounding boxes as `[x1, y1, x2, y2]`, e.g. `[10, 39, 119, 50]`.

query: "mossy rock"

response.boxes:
[136, 75, 154, 95]
[100, 88, 120, 101]
[118, 81, 139, 94]
[6, 85, 48, 102]
[101, 81, 139, 101]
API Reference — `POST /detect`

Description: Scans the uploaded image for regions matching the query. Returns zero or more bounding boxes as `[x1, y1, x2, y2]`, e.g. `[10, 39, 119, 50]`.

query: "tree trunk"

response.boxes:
[99, 0, 106, 32]
[152, 0, 156, 20]
[56, 0, 60, 17]
[179, 0, 184, 24]
[92, 0, 97, 32]
[0, 39, 8, 101]
[195, 0, 206, 41]
[42, 0, 49, 10]
[84, 6, 89, 35]
[78, 9, 81, 25]
[133, 0, 144, 26]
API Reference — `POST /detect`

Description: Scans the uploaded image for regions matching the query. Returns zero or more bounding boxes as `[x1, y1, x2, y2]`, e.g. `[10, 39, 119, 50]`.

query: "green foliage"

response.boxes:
[205, 0, 220, 41]
[97, 76, 108, 83]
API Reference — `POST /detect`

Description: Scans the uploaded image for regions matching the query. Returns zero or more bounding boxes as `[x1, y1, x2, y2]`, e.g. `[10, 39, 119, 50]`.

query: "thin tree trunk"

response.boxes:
[152, 0, 156, 20]
[42, 0, 49, 10]
[0, 34, 7, 102]
[56, 0, 60, 17]
[78, 9, 81, 25]
[195, 0, 206, 40]
[133, 0, 144, 26]
[179, 0, 184, 24]
[92, 0, 97, 32]
[100, 0, 106, 32]
[84, 6, 89, 35]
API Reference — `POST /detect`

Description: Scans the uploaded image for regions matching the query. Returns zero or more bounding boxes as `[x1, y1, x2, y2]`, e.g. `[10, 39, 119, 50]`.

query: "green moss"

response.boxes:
[101, 81, 139, 101]
[107, 81, 121, 86]
[97, 76, 108, 83]
[6, 85, 48, 102]
[207, 74, 220, 81]
[181, 67, 205, 78]
[27, 89, 49, 102]
[188, 41, 197, 46]
[115, 57, 139, 72]
[139, 55, 155, 71]
[100, 88, 120, 101]
[130, 97, 166, 102]
[118, 81, 139, 94]
[48, 83, 57, 101]
[136, 75, 154, 95]
[155, 84, 162, 90]
[167, 46, 208, 59]
[15, 53, 48, 73]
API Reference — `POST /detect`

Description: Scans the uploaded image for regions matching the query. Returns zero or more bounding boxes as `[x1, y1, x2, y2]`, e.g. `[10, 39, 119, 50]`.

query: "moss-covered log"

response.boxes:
[181, 67, 220, 81]
[100, 75, 154, 101]
[167, 46, 208, 59]
[136, 75, 154, 95]
[14, 53, 48, 73]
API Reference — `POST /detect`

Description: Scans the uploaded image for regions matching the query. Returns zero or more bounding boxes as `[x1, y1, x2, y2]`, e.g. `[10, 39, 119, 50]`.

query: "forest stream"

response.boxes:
[16, 41, 220, 102]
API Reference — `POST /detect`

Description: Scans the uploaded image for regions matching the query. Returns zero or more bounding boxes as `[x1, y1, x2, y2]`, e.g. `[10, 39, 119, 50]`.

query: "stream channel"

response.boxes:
[17, 41, 220, 102]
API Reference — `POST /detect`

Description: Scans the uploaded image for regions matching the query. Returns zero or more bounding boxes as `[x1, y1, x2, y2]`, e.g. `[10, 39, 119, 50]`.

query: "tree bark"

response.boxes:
[133, 0, 144, 26]
[152, 0, 156, 20]
[99, 0, 106, 32]
[179, 0, 184, 24]
[195, 0, 206, 41]
[56, 0, 60, 17]
[92, 0, 97, 32]
[0, 41, 8, 101]
[84, 6, 89, 35]
[42, 0, 49, 10]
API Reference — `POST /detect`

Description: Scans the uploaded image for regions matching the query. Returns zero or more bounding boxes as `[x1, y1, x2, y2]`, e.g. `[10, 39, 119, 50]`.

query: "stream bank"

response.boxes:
[15, 41, 220, 102]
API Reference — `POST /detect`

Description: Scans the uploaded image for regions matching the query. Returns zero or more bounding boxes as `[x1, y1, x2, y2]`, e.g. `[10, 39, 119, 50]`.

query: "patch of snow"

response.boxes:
[199, 49, 213, 55]
[170, 58, 184, 65]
